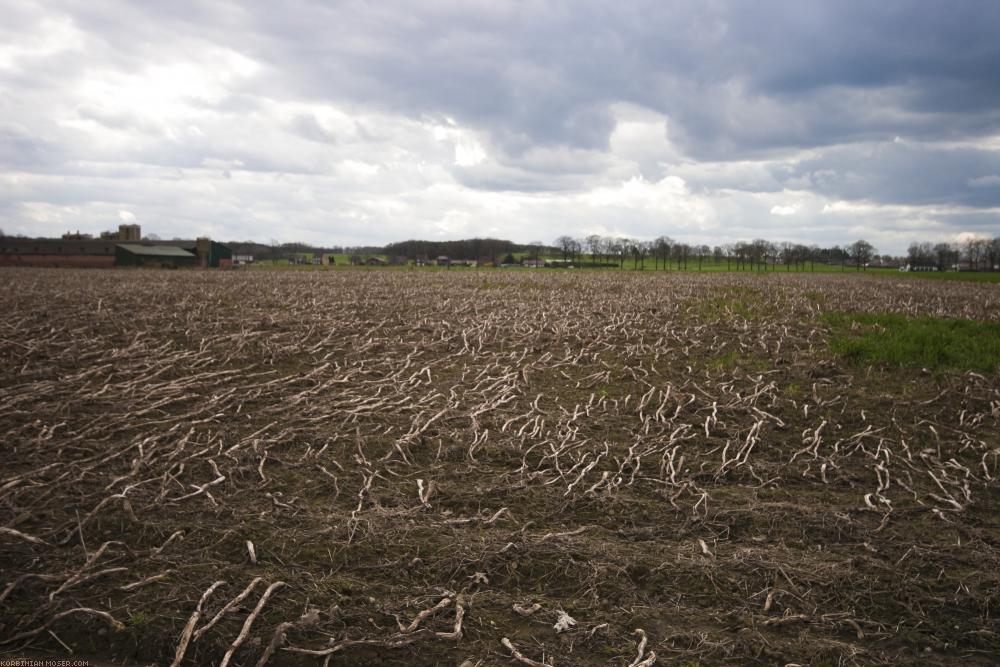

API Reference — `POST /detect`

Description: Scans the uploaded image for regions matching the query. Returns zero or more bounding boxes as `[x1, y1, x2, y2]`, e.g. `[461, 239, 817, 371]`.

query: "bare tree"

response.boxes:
[850, 239, 875, 271]
[555, 236, 575, 262]
[780, 242, 794, 271]
[964, 237, 990, 271]
[614, 238, 630, 269]
[933, 243, 957, 271]
[585, 235, 602, 266]
[722, 243, 735, 271]
[654, 236, 672, 270]
[750, 239, 770, 271]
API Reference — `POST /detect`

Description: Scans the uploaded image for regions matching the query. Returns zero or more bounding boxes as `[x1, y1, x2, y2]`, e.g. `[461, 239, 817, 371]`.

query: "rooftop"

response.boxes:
[117, 244, 196, 257]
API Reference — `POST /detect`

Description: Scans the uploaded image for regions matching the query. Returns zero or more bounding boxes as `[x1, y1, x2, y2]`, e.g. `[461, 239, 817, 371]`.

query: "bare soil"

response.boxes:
[1, 268, 999, 666]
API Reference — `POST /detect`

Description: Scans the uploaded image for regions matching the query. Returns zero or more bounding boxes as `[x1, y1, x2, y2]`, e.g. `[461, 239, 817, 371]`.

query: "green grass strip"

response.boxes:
[823, 312, 1000, 372]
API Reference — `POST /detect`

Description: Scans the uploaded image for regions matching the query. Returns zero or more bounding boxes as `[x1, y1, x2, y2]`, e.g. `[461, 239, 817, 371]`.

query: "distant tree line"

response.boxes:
[906, 237, 1000, 271]
[550, 234, 1000, 272]
[383, 238, 550, 261]
[226, 240, 373, 263]
[550, 235, 884, 271]
[222, 233, 999, 272]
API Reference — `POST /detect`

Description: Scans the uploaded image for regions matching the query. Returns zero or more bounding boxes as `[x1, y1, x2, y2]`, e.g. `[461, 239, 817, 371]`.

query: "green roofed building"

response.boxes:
[0, 224, 232, 269]
[115, 244, 198, 268]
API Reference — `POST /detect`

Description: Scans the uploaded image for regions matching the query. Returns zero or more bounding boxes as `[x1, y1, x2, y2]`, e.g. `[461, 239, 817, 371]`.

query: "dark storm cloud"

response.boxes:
[2, 0, 999, 247]
[786, 142, 1000, 208]
[217, 1, 1000, 155]
[12, 1, 1000, 163]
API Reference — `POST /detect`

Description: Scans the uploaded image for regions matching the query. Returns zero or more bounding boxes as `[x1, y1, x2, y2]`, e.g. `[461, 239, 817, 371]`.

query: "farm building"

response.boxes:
[0, 226, 232, 269]
[0, 239, 117, 268]
[115, 244, 198, 268]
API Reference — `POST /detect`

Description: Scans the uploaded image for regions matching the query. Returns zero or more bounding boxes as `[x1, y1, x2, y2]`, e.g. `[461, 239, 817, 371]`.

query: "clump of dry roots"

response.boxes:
[1, 267, 999, 665]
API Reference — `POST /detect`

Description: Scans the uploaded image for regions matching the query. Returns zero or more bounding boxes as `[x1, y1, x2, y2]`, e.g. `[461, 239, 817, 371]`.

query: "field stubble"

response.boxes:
[1, 268, 999, 666]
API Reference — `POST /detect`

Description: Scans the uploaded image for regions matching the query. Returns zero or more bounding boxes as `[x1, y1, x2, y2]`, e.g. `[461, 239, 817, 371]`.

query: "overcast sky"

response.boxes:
[2, 1, 999, 252]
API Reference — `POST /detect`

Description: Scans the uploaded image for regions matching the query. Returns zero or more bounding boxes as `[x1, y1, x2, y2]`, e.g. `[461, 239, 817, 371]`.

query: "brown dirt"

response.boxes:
[1, 267, 999, 666]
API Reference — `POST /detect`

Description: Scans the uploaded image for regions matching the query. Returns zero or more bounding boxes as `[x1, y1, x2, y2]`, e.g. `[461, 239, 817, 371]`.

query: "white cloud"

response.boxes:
[0, 15, 86, 71]
[770, 203, 800, 216]
[454, 137, 487, 166]
[955, 231, 991, 243]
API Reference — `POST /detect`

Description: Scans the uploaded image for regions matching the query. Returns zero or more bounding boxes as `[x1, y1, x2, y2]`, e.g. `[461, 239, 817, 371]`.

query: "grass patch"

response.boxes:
[824, 312, 1000, 371]
[868, 268, 1000, 283]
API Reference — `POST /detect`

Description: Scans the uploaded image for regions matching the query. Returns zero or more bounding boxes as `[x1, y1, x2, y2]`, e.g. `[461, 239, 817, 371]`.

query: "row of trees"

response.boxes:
[553, 235, 883, 271]
[383, 238, 530, 261]
[907, 237, 1000, 271]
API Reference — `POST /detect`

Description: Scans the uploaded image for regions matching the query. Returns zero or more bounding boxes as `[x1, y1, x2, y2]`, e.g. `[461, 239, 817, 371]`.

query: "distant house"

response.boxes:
[522, 258, 544, 268]
[451, 259, 477, 267]
[435, 255, 451, 267]
[415, 255, 431, 266]
[365, 256, 387, 266]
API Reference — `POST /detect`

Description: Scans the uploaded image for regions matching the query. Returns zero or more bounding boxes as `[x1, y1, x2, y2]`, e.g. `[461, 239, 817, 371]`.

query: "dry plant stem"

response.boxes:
[762, 613, 810, 627]
[47, 629, 72, 654]
[436, 597, 465, 640]
[219, 581, 286, 667]
[254, 621, 294, 667]
[193, 577, 263, 641]
[632, 653, 657, 667]
[536, 525, 592, 542]
[285, 630, 433, 657]
[501, 637, 551, 667]
[171, 580, 226, 667]
[400, 596, 452, 632]
[1, 607, 124, 646]
[628, 628, 649, 667]
[120, 569, 175, 591]
[0, 526, 50, 546]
